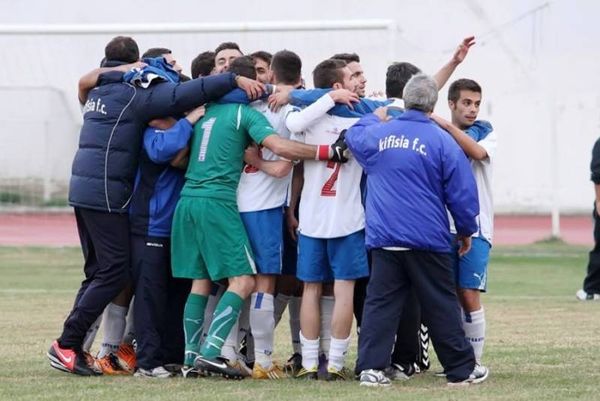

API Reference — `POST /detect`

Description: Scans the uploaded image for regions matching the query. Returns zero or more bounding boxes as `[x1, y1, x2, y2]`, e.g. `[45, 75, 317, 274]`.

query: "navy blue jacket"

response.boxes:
[69, 70, 237, 213]
[345, 110, 479, 252]
[129, 118, 192, 237]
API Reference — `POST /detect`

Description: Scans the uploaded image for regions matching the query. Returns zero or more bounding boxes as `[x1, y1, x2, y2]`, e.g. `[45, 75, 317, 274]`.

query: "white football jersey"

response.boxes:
[450, 129, 497, 244]
[286, 94, 364, 238]
[236, 101, 294, 213]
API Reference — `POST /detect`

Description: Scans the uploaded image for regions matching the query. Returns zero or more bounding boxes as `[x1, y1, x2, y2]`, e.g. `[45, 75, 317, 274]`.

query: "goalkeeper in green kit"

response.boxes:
[171, 56, 348, 379]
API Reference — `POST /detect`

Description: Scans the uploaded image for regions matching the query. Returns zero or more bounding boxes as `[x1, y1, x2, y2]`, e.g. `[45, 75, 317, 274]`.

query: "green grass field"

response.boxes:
[1, 243, 599, 401]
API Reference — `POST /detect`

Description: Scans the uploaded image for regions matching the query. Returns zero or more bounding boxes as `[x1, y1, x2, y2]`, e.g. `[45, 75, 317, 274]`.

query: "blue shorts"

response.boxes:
[297, 230, 369, 282]
[240, 207, 283, 275]
[451, 236, 491, 291]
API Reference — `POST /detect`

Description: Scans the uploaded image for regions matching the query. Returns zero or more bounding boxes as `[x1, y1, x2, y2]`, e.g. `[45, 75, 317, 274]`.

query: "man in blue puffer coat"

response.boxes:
[47, 36, 264, 376]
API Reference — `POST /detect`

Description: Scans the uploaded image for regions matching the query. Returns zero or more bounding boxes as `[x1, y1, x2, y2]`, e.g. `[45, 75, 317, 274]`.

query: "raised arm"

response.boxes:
[433, 36, 475, 90]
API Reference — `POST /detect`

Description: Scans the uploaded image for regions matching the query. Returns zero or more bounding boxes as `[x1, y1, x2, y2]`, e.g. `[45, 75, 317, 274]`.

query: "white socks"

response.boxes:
[98, 303, 127, 357]
[462, 307, 486, 364]
[122, 298, 135, 344]
[299, 331, 319, 370]
[319, 296, 334, 356]
[82, 314, 102, 353]
[289, 296, 302, 355]
[220, 316, 240, 363]
[250, 292, 275, 368]
[328, 335, 351, 371]
[273, 293, 291, 327]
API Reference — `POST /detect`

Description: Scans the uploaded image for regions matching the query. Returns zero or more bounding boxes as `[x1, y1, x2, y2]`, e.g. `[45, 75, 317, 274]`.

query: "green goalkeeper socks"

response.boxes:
[200, 291, 244, 359]
[183, 293, 208, 366]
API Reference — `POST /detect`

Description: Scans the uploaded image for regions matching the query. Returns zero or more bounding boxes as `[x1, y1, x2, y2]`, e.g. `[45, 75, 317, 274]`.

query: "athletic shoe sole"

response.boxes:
[194, 357, 244, 380]
[47, 351, 100, 376]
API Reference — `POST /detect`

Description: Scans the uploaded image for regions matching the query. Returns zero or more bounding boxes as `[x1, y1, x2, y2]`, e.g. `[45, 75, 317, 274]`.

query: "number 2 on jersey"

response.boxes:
[321, 161, 341, 197]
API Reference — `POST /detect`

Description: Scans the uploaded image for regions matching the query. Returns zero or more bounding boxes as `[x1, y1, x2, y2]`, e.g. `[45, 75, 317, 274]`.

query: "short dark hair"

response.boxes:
[331, 52, 360, 63]
[385, 62, 421, 99]
[191, 51, 215, 79]
[214, 42, 242, 56]
[270, 50, 302, 85]
[448, 78, 482, 102]
[251, 50, 272, 66]
[105, 36, 139, 63]
[312, 59, 347, 89]
[229, 56, 256, 80]
[142, 47, 171, 59]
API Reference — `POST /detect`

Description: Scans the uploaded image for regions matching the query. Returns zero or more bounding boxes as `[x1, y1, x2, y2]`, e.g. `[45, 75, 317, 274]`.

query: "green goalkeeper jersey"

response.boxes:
[180, 103, 275, 202]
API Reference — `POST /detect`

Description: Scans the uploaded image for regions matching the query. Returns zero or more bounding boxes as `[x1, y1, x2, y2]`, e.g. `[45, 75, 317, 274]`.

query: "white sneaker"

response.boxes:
[359, 369, 392, 387]
[447, 364, 489, 386]
[576, 289, 600, 301]
[134, 366, 173, 378]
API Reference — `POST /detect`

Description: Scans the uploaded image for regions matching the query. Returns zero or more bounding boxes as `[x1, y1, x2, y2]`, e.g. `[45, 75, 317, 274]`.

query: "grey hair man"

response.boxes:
[346, 74, 488, 387]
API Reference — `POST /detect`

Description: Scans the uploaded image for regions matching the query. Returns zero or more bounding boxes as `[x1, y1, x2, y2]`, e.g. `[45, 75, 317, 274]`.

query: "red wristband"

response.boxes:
[316, 145, 330, 161]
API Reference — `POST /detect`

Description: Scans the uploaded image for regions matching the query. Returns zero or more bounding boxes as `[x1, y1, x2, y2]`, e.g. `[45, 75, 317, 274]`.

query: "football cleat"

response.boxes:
[447, 364, 489, 386]
[252, 363, 287, 380]
[384, 362, 414, 381]
[326, 366, 352, 381]
[294, 366, 318, 380]
[96, 353, 131, 375]
[115, 343, 136, 373]
[47, 340, 101, 376]
[181, 365, 201, 378]
[283, 353, 302, 376]
[317, 353, 328, 380]
[230, 360, 253, 377]
[134, 366, 173, 378]
[194, 356, 245, 380]
[359, 369, 392, 387]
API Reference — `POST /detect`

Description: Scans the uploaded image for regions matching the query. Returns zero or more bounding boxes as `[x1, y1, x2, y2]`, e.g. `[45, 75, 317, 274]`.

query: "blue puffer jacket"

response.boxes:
[69, 68, 237, 213]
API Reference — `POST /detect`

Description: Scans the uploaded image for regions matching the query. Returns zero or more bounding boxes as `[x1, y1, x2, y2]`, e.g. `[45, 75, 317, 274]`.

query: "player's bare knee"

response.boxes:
[458, 288, 481, 312]
[228, 274, 256, 297]
[255, 274, 276, 294]
[303, 281, 323, 299]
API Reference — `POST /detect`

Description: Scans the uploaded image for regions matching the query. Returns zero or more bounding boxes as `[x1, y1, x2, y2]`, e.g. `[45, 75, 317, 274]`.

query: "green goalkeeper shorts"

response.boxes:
[171, 196, 257, 281]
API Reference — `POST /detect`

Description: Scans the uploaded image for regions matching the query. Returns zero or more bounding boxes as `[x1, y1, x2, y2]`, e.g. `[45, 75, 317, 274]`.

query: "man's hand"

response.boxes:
[185, 105, 206, 125]
[243, 143, 261, 166]
[457, 235, 472, 257]
[285, 207, 299, 241]
[452, 36, 475, 65]
[235, 76, 265, 100]
[595, 200, 600, 217]
[329, 89, 359, 108]
[116, 61, 147, 73]
[330, 130, 349, 163]
[373, 106, 390, 122]
[429, 113, 451, 130]
[267, 87, 292, 112]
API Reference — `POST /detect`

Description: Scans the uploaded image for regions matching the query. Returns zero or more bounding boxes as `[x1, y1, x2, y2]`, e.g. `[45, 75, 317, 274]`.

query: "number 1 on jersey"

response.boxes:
[321, 161, 341, 197]
[198, 117, 216, 162]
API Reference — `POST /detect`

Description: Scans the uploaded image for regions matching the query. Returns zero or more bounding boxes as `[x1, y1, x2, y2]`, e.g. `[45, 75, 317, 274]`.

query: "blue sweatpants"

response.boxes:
[356, 249, 475, 382]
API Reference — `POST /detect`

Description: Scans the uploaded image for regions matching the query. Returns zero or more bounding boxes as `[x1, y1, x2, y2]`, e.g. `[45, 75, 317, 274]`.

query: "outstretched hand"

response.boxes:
[452, 36, 476, 65]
